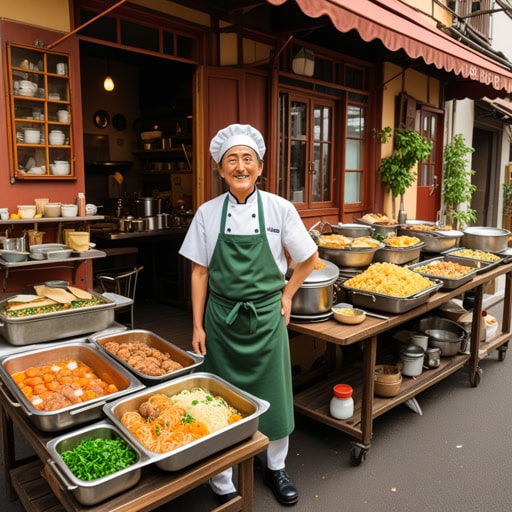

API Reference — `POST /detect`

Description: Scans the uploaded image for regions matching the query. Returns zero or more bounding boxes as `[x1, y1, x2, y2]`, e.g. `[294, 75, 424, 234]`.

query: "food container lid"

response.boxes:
[400, 344, 425, 357]
[333, 383, 353, 399]
[292, 258, 339, 286]
[463, 226, 510, 237]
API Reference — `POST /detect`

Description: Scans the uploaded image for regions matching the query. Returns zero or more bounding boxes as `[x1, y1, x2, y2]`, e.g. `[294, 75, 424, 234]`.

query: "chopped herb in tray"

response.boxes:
[60, 437, 137, 480]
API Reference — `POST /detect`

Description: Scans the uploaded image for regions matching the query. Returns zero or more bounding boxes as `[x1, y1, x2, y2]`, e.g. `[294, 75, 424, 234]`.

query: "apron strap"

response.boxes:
[225, 301, 259, 333]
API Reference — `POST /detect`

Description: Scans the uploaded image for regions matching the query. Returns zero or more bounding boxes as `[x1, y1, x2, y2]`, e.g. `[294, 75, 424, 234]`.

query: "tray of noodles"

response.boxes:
[441, 247, 503, 273]
[102, 372, 269, 471]
[341, 262, 443, 314]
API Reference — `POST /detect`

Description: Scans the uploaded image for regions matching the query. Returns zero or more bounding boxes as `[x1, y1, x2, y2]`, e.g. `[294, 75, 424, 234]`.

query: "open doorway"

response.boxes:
[79, 41, 194, 216]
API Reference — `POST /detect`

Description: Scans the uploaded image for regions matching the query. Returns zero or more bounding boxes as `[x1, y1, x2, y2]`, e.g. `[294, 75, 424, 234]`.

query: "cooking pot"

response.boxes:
[462, 226, 510, 253]
[331, 223, 373, 237]
[132, 197, 161, 217]
[119, 217, 134, 233]
[156, 213, 170, 229]
[144, 216, 158, 230]
[290, 259, 339, 315]
[417, 316, 466, 356]
[132, 219, 145, 232]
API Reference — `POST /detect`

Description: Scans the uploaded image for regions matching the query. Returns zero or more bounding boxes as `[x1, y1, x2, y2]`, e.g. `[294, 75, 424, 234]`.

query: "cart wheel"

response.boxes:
[470, 367, 483, 387]
[350, 442, 369, 466]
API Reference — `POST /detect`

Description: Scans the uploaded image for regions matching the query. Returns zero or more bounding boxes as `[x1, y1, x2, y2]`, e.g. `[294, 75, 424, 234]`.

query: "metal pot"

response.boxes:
[119, 217, 133, 233]
[318, 244, 383, 267]
[290, 259, 339, 315]
[331, 223, 373, 237]
[462, 226, 511, 253]
[144, 216, 158, 230]
[132, 197, 161, 217]
[132, 219, 145, 232]
[417, 316, 466, 356]
[156, 213, 171, 229]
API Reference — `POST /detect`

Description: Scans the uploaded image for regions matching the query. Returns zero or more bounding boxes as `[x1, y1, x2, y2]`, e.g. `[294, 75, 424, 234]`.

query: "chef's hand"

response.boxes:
[192, 326, 207, 356]
[281, 295, 292, 326]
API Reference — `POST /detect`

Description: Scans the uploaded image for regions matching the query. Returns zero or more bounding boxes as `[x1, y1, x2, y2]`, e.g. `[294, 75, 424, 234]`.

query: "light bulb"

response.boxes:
[104, 75, 114, 92]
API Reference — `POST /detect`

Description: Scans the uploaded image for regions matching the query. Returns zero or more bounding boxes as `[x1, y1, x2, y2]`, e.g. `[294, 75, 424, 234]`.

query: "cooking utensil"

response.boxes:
[318, 243, 384, 267]
[68, 286, 93, 300]
[34, 284, 76, 304]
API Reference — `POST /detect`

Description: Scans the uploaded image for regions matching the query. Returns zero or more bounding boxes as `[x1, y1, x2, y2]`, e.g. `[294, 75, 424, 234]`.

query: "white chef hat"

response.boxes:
[209, 123, 266, 164]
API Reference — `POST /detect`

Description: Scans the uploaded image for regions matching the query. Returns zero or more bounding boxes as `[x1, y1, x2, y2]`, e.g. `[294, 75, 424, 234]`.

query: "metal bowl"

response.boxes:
[398, 226, 462, 253]
[417, 316, 466, 356]
[331, 223, 373, 237]
[318, 243, 384, 267]
[354, 218, 400, 237]
[462, 226, 511, 253]
[373, 242, 424, 264]
[0, 250, 29, 263]
[46, 420, 144, 505]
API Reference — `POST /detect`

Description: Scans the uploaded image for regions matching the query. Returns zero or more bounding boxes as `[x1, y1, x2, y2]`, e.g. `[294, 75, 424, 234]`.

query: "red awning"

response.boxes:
[267, 0, 512, 99]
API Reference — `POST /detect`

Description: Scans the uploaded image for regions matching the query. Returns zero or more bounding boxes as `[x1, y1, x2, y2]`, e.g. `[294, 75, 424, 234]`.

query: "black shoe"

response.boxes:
[215, 491, 239, 505]
[264, 468, 299, 505]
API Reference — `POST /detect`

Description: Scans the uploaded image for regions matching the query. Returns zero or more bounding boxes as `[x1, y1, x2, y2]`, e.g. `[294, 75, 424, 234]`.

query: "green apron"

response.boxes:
[204, 191, 294, 440]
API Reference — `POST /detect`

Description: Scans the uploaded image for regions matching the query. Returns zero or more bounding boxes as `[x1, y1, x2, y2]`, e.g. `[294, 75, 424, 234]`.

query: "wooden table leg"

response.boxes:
[0, 402, 17, 501]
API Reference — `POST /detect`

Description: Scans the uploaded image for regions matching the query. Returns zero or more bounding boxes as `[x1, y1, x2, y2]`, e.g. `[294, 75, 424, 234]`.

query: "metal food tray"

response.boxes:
[0, 291, 115, 345]
[89, 329, 204, 384]
[373, 242, 424, 264]
[46, 420, 145, 505]
[407, 256, 479, 290]
[441, 247, 503, 274]
[0, 341, 144, 431]
[341, 280, 442, 314]
[103, 372, 269, 471]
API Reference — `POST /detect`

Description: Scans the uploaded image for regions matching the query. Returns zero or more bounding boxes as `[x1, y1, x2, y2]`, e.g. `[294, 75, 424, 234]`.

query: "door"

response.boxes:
[198, 66, 269, 203]
[416, 108, 443, 221]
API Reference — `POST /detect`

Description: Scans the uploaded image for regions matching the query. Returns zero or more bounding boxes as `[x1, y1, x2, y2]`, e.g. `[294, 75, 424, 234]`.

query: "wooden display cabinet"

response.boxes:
[5, 43, 74, 181]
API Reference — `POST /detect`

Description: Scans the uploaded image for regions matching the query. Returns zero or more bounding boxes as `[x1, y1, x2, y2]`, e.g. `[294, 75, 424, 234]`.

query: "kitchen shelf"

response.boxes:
[0, 215, 103, 226]
[0, 249, 106, 291]
[5, 43, 75, 181]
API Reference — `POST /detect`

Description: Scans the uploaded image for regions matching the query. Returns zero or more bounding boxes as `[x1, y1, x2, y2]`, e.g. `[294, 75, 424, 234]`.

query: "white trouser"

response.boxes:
[209, 436, 289, 495]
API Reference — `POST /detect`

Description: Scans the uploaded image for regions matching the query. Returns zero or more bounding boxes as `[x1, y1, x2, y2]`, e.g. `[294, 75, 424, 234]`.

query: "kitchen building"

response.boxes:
[1, 0, 512, 299]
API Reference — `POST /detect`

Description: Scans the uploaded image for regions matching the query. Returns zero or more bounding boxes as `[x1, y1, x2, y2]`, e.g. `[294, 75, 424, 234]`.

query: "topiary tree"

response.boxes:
[441, 134, 477, 230]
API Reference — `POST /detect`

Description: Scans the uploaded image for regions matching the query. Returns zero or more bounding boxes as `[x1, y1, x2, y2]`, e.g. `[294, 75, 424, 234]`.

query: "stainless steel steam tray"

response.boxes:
[407, 256, 479, 290]
[341, 279, 443, 314]
[441, 248, 503, 274]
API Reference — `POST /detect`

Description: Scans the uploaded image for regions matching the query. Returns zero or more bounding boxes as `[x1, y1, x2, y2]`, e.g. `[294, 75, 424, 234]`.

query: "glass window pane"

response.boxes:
[347, 106, 364, 137]
[291, 102, 307, 138]
[290, 140, 306, 203]
[344, 172, 362, 203]
[345, 139, 362, 169]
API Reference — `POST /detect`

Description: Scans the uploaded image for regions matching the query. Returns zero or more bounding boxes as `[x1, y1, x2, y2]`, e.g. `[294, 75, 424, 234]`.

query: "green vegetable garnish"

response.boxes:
[60, 437, 137, 481]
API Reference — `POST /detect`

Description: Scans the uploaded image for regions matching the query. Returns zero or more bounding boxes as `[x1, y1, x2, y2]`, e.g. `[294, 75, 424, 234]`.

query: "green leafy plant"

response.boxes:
[378, 127, 432, 220]
[441, 134, 477, 229]
[503, 182, 512, 213]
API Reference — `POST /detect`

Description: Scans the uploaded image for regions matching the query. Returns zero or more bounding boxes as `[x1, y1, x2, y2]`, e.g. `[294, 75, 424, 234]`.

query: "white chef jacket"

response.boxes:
[179, 189, 317, 275]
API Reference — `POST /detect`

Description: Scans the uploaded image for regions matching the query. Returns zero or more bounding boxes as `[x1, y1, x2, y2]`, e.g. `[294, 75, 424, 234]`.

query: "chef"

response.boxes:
[179, 123, 318, 506]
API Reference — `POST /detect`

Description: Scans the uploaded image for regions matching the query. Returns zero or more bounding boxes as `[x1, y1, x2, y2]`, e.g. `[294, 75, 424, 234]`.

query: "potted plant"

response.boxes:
[378, 127, 432, 222]
[441, 134, 477, 230]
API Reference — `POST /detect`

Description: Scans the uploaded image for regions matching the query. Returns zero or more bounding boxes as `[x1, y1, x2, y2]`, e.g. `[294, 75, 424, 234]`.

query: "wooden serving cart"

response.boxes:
[289, 261, 512, 465]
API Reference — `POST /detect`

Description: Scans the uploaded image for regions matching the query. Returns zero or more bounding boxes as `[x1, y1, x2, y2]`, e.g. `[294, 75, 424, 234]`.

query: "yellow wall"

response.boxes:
[0, 1, 70, 31]
[380, 62, 441, 220]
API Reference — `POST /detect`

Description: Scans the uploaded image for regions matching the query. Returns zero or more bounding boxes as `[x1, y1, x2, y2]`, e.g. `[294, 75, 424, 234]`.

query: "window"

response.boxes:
[344, 104, 366, 205]
[278, 92, 334, 207]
